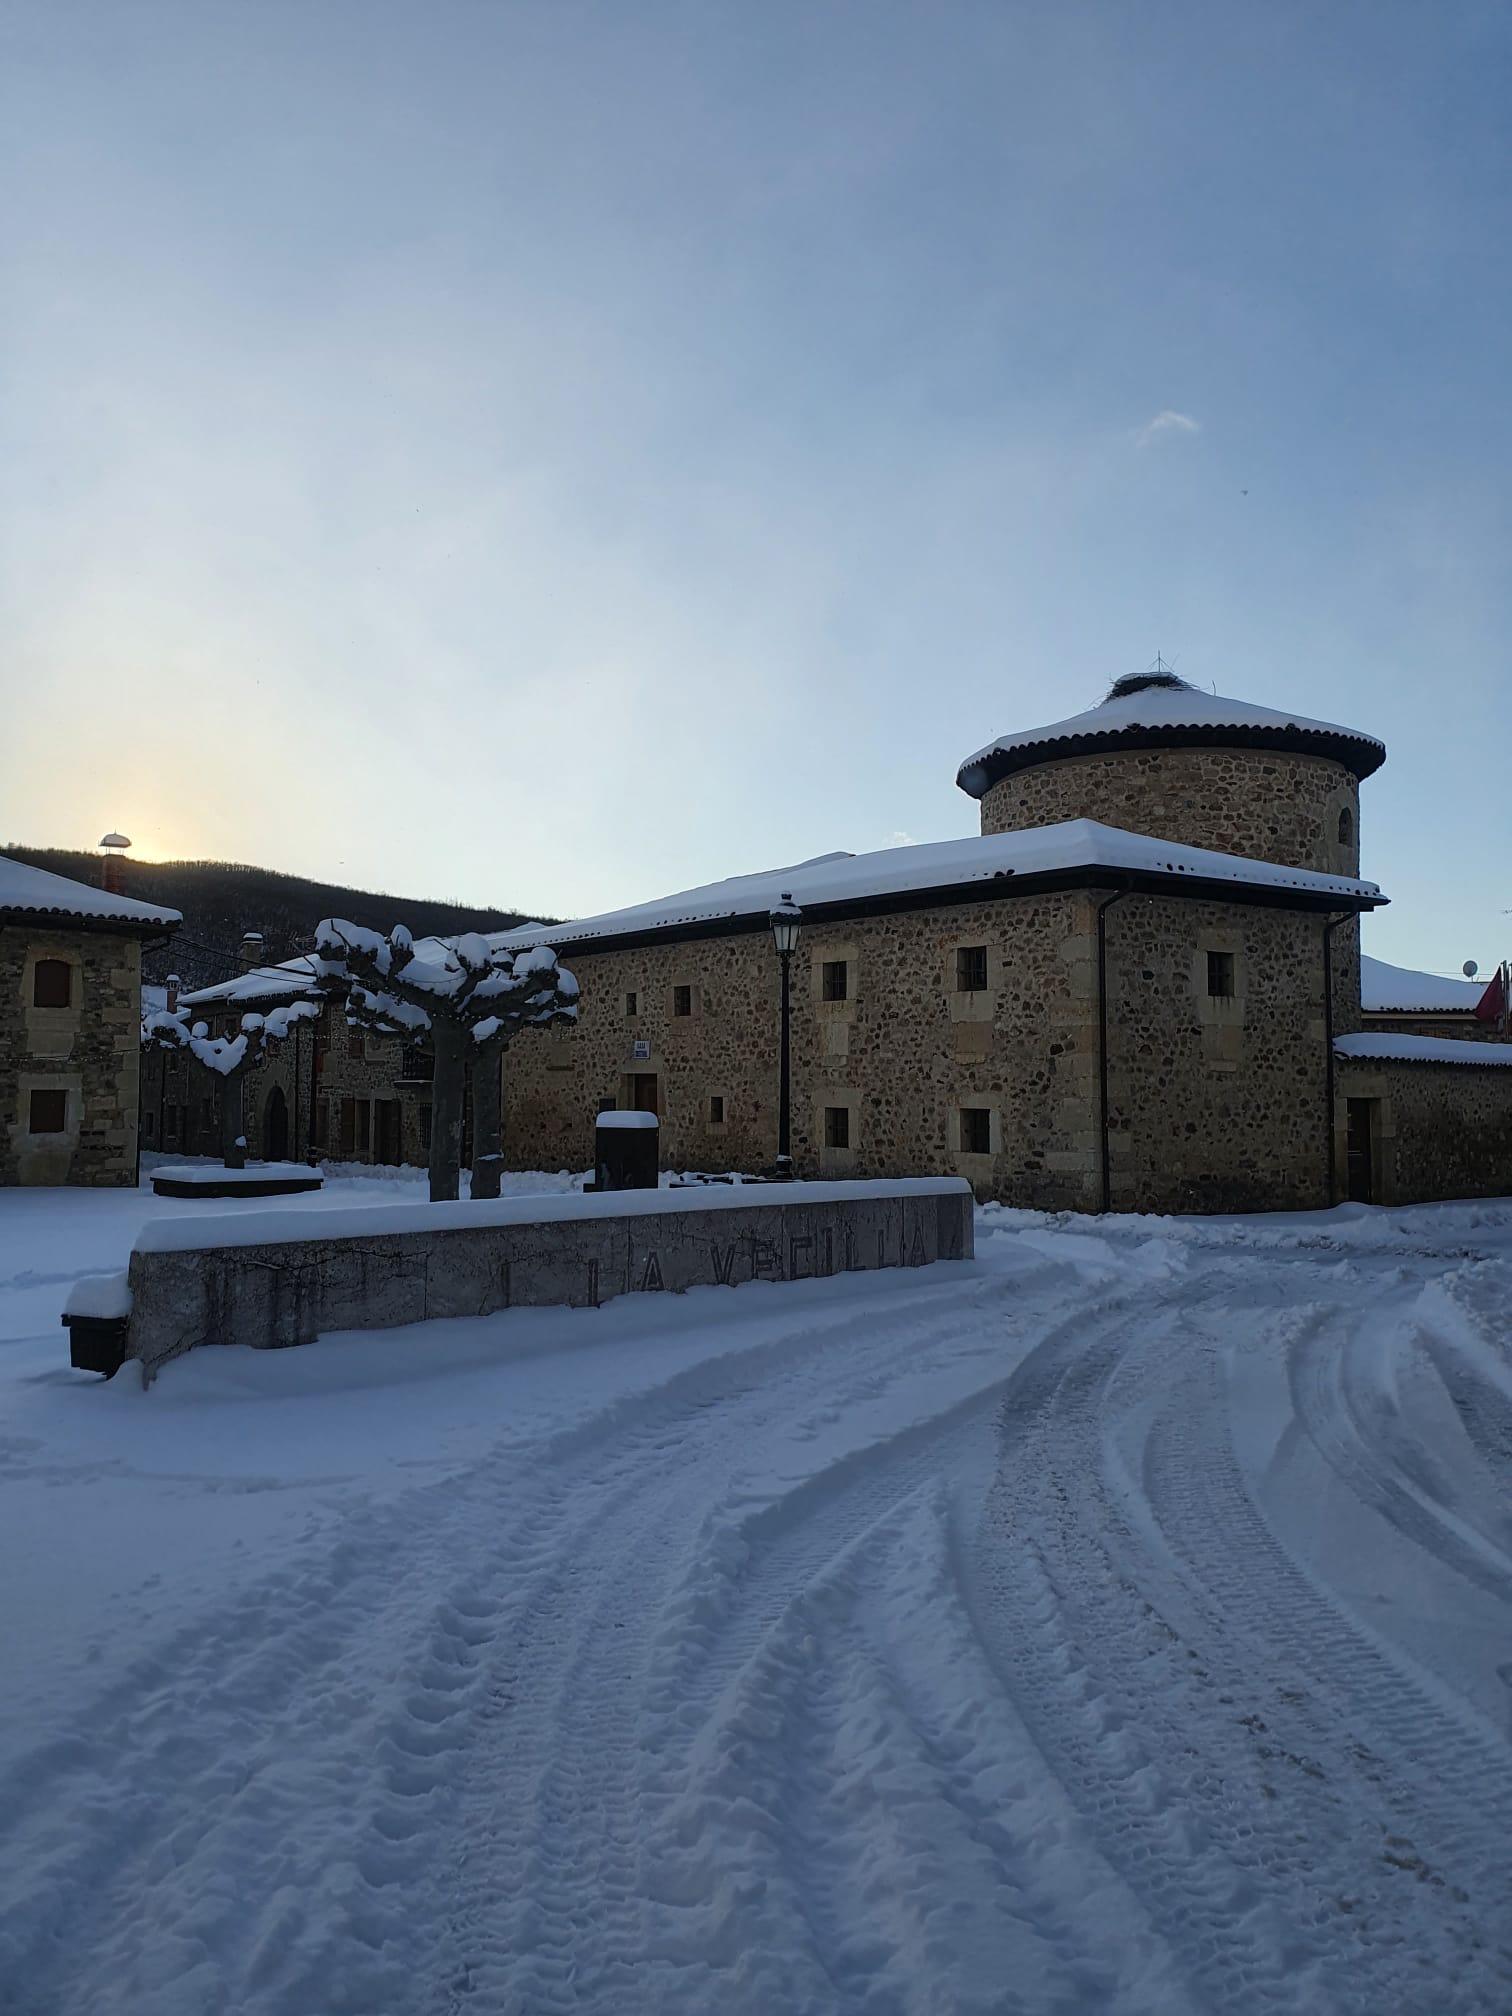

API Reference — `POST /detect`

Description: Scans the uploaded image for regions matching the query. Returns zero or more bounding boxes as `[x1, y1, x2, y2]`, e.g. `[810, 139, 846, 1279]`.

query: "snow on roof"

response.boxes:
[956, 673, 1386, 798]
[490, 820, 1384, 954]
[1360, 955, 1485, 1014]
[0, 853, 181, 930]
[1335, 1032, 1512, 1069]
[179, 957, 322, 1008]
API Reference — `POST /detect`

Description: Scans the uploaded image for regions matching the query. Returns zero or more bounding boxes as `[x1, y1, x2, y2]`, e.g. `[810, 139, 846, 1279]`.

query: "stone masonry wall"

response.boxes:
[502, 892, 1106, 1210]
[502, 888, 1356, 1215]
[1103, 895, 1334, 1214]
[1, 927, 141, 1187]
[978, 747, 1362, 878]
[1335, 1058, 1512, 1206]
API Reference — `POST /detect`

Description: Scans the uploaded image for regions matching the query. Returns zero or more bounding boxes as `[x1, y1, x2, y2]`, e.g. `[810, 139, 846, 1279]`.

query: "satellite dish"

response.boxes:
[1463, 960, 1479, 979]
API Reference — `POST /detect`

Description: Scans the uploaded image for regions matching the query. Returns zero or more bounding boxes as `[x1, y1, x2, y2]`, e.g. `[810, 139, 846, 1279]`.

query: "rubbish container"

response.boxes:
[594, 1110, 659, 1191]
[61, 1312, 128, 1378]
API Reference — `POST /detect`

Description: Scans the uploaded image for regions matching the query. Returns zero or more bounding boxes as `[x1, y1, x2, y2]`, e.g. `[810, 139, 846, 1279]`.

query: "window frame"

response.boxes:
[1206, 949, 1236, 1000]
[959, 1106, 992, 1155]
[28, 1087, 68, 1134]
[672, 984, 693, 1018]
[955, 945, 989, 994]
[821, 959, 849, 1002]
[824, 1105, 851, 1150]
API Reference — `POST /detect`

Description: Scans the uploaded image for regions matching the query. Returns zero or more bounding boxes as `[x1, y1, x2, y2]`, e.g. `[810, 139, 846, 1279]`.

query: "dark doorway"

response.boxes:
[374, 1099, 402, 1166]
[1346, 1098, 1377, 1204]
[631, 1074, 659, 1114]
[264, 1085, 289, 1162]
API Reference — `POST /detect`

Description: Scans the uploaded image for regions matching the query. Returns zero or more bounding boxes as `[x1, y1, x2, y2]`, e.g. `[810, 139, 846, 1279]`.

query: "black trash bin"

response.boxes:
[594, 1110, 659, 1191]
[62, 1312, 128, 1378]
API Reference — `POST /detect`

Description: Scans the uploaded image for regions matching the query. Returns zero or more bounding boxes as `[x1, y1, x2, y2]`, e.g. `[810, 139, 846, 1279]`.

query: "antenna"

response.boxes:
[1463, 960, 1479, 979]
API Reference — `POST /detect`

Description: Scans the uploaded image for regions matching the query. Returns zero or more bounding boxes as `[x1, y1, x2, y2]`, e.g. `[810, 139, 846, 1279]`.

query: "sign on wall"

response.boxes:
[631, 1039, 651, 1061]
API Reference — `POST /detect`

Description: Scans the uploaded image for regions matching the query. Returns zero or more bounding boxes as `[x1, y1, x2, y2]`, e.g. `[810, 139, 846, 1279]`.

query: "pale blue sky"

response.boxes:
[2, 1, 1508, 973]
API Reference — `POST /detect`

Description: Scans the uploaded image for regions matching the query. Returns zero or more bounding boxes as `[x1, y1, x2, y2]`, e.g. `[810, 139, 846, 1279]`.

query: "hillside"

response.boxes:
[1, 847, 545, 990]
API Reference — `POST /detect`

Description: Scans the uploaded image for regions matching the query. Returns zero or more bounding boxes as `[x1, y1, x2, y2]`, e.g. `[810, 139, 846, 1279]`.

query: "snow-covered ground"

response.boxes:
[3, 1174, 1511, 2014]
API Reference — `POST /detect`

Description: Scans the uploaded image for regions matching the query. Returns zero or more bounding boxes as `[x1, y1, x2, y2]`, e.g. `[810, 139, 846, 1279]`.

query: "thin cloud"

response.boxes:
[1136, 410, 1201, 447]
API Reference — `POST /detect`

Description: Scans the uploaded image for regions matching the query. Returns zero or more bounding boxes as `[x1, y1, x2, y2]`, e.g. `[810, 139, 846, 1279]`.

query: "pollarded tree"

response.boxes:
[312, 921, 578, 1202]
[142, 1001, 319, 1169]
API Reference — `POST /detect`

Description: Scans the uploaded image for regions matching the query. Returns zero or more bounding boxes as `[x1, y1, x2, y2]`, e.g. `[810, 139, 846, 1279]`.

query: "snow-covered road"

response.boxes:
[3, 1179, 1511, 2014]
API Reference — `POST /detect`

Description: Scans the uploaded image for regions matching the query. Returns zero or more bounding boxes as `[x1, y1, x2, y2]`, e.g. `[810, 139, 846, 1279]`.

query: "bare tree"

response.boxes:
[312, 922, 578, 1201]
[142, 1001, 318, 1168]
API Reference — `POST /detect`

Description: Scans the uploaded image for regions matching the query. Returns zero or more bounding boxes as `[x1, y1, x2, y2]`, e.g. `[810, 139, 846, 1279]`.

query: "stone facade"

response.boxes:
[978, 747, 1361, 878]
[141, 1004, 441, 1170]
[501, 886, 1361, 1215]
[1, 928, 142, 1187]
[1335, 1057, 1512, 1206]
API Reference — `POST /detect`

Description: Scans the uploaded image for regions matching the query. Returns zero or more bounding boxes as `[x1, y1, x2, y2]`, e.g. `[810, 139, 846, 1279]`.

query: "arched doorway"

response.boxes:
[264, 1084, 289, 1162]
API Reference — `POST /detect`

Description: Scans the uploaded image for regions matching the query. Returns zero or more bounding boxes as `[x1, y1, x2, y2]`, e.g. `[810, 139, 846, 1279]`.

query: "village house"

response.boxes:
[2, 851, 180, 1186]
[487, 671, 1512, 1213]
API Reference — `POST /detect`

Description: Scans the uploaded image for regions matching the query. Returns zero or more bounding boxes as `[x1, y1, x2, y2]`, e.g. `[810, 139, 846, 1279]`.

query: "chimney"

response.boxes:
[99, 832, 131, 898]
[166, 974, 180, 1015]
[238, 932, 265, 973]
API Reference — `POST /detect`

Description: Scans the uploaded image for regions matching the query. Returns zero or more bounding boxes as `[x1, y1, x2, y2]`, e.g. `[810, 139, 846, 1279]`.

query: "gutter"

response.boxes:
[1096, 890, 1129, 1214]
[1322, 913, 1352, 1206]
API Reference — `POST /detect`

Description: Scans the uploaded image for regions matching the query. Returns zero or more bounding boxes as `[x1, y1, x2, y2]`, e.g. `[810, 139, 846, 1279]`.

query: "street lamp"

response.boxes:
[769, 892, 802, 1178]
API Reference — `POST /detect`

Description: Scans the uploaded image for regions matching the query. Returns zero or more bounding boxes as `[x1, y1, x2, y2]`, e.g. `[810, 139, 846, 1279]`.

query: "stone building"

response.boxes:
[1360, 955, 1498, 1043]
[140, 942, 444, 1170]
[1, 852, 180, 1186]
[488, 671, 1512, 1212]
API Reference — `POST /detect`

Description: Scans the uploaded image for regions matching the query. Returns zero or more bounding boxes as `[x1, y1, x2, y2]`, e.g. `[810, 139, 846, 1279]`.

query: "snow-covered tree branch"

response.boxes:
[313, 920, 579, 1200]
[142, 1001, 319, 1168]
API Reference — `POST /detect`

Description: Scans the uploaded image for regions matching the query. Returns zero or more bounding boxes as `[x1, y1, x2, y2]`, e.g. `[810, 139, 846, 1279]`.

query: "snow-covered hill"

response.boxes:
[2, 1178, 1510, 2013]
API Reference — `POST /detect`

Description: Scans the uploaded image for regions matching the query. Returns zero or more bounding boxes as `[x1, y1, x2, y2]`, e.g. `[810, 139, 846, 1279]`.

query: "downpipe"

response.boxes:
[1322, 912, 1350, 1207]
[1096, 890, 1129, 1215]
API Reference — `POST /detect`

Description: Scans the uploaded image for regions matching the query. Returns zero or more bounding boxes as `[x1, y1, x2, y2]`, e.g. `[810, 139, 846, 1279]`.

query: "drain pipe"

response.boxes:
[1322, 912, 1351, 1206]
[1096, 890, 1129, 1214]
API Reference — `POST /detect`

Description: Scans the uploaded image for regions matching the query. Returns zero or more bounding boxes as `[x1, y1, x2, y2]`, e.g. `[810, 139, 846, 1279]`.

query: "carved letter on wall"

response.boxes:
[640, 1252, 664, 1292]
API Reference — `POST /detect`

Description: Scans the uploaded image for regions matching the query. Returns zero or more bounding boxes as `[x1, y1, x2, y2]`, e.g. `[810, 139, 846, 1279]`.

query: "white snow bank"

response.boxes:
[62, 1272, 132, 1319]
[1335, 1032, 1512, 1068]
[133, 1177, 971, 1254]
[1361, 953, 1486, 1013]
[596, 1110, 659, 1130]
[491, 819, 1382, 952]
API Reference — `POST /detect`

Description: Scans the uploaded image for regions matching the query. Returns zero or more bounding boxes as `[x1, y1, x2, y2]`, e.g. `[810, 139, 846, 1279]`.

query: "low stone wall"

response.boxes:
[123, 1178, 974, 1379]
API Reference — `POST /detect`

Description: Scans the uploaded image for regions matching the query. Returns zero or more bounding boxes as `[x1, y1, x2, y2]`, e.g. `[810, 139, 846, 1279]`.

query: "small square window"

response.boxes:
[959, 1107, 991, 1155]
[673, 985, 692, 1017]
[956, 946, 988, 993]
[709, 1094, 725, 1125]
[626, 992, 638, 1018]
[824, 1105, 850, 1149]
[33, 959, 71, 1009]
[822, 959, 849, 1002]
[28, 1088, 67, 1134]
[348, 1033, 366, 1060]
[1206, 950, 1236, 999]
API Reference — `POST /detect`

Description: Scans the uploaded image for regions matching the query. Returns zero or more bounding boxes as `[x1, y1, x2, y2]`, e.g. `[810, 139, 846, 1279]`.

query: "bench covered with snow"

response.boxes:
[119, 1178, 974, 1380]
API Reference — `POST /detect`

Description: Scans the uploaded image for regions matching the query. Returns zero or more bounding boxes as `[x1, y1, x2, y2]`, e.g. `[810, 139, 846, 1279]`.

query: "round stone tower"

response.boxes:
[955, 671, 1385, 877]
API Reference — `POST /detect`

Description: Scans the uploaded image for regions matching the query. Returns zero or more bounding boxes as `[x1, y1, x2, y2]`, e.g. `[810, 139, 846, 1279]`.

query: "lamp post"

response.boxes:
[769, 892, 802, 1178]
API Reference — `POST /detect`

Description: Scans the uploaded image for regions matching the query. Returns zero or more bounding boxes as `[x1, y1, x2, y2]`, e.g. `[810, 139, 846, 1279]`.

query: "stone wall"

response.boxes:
[1334, 1058, 1512, 1206]
[1103, 895, 1334, 1214]
[501, 892, 1107, 1209]
[122, 1179, 974, 1378]
[977, 747, 1362, 878]
[501, 886, 1362, 1215]
[1, 927, 141, 1187]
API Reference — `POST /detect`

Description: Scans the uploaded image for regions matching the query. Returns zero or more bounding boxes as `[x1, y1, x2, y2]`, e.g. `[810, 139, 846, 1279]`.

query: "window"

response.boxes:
[822, 960, 849, 1002]
[400, 1043, 432, 1081]
[348, 1032, 366, 1061]
[1207, 950, 1236, 999]
[709, 1094, 725, 1125]
[28, 1088, 67, 1134]
[33, 959, 71, 1009]
[959, 1107, 991, 1155]
[956, 946, 988, 993]
[1338, 807, 1354, 846]
[355, 1101, 371, 1155]
[824, 1105, 850, 1149]
[626, 992, 638, 1017]
[673, 985, 692, 1017]
[144, 1111, 157, 1142]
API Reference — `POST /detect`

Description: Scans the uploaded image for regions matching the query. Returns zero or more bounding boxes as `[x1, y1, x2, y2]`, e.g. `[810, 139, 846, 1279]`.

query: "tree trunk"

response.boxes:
[470, 1037, 505, 1200]
[221, 1069, 247, 1169]
[429, 1020, 466, 1202]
